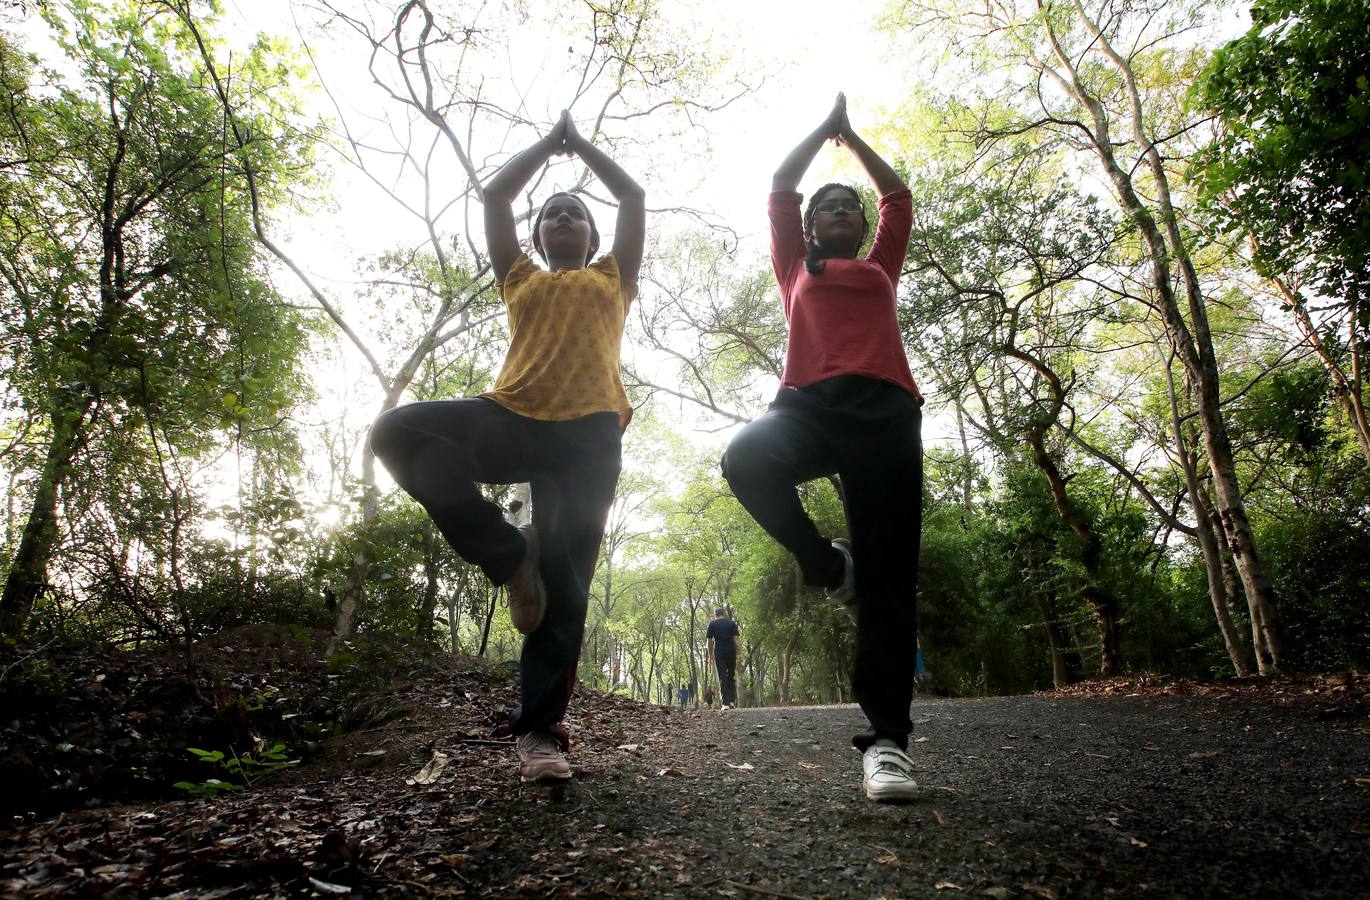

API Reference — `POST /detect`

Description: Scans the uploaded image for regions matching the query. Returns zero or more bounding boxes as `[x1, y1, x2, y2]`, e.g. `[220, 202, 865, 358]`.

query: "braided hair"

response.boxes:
[531, 192, 600, 266]
[802, 183, 869, 274]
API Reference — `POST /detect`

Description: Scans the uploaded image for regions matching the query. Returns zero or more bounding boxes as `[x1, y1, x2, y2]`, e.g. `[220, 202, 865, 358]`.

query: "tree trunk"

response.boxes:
[1194, 492, 1254, 676]
[417, 519, 439, 641]
[328, 437, 380, 656]
[0, 405, 92, 636]
[1267, 259, 1370, 466]
[1024, 429, 1121, 677]
[955, 400, 975, 523]
[1039, 4, 1283, 672]
[779, 632, 799, 704]
[1037, 594, 1079, 688]
[687, 596, 699, 698]
[1161, 356, 1255, 676]
[478, 583, 496, 657]
[447, 591, 460, 654]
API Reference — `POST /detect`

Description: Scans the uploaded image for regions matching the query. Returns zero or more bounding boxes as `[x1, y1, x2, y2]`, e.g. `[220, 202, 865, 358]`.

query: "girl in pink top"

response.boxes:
[721, 94, 924, 802]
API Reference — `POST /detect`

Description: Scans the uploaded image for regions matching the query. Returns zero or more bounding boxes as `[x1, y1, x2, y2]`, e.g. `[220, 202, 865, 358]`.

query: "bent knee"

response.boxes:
[368, 405, 412, 462]
[720, 430, 770, 487]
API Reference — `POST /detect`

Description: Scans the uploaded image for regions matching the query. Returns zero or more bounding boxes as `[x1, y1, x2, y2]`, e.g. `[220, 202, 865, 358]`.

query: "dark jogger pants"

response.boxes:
[721, 376, 923, 751]
[369, 398, 621, 745]
[715, 653, 738, 707]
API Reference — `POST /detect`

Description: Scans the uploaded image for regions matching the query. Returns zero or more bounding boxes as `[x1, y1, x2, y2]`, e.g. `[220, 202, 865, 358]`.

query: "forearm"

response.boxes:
[841, 130, 906, 197]
[483, 134, 561, 203]
[568, 133, 644, 202]
[772, 124, 830, 192]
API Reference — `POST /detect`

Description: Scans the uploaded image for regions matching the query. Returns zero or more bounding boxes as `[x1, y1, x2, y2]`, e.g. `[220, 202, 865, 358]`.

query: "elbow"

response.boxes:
[482, 185, 513, 205]
[619, 183, 646, 206]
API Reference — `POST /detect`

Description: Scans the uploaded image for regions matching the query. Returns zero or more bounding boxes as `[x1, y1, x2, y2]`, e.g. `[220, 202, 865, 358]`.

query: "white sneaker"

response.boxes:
[862, 745, 918, 802]
[825, 539, 856, 608]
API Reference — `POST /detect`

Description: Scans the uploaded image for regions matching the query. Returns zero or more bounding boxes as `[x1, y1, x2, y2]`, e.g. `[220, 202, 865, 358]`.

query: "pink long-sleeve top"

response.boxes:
[768, 188, 923, 401]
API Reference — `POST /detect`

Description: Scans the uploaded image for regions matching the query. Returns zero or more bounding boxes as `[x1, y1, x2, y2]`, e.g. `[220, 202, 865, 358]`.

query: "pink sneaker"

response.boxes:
[507, 524, 547, 634]
[516, 731, 571, 783]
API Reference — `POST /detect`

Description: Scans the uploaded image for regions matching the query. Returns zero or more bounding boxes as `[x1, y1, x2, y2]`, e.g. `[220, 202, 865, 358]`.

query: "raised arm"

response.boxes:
[483, 118, 567, 282]
[836, 106, 907, 197]
[562, 111, 646, 286]
[772, 93, 847, 192]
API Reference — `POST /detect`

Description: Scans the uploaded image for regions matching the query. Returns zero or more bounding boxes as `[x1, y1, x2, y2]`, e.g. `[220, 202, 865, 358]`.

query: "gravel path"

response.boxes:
[3, 676, 1366, 898]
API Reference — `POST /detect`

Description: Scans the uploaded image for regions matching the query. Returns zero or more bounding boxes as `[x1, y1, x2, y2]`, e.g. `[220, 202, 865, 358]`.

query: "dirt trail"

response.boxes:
[3, 670, 1367, 898]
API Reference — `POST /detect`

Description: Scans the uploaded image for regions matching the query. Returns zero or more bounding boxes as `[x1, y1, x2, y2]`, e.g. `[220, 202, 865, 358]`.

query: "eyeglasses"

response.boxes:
[814, 198, 863, 214]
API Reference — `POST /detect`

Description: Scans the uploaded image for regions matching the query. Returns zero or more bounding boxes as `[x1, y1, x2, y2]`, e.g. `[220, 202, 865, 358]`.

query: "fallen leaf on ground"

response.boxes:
[406, 750, 449, 785]
[727, 762, 755, 771]
[799, 762, 821, 769]
[934, 881, 964, 891]
[1354, 776, 1370, 788]
[657, 767, 684, 777]
[1190, 751, 1221, 759]
[307, 877, 351, 895]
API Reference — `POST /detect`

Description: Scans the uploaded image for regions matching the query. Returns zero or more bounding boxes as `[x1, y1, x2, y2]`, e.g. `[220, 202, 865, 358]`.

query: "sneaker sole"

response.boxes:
[865, 782, 919, 802]
[521, 769, 573, 784]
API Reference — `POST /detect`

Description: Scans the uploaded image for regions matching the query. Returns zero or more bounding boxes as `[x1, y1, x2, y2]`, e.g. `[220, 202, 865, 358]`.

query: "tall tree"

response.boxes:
[1191, 0, 1370, 465]
[0, 1, 310, 636]
[904, 147, 1126, 675]
[891, 0, 1285, 671]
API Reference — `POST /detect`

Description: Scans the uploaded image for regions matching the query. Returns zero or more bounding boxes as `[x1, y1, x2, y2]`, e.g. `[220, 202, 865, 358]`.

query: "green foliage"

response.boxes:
[0, 0, 316, 636]
[1192, 0, 1370, 302]
[173, 740, 293, 797]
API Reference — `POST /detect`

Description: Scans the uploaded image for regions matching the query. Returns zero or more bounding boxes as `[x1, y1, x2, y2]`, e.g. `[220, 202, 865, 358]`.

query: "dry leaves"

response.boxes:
[405, 750, 449, 785]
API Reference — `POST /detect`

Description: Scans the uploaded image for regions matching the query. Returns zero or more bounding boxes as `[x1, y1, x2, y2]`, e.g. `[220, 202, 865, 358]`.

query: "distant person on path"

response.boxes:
[369, 110, 644, 785]
[706, 607, 742, 710]
[703, 685, 715, 709]
[720, 93, 923, 802]
[678, 683, 690, 710]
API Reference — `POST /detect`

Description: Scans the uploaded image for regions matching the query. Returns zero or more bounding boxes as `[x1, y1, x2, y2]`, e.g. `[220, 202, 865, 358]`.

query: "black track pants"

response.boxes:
[370, 398, 621, 743]
[721, 376, 922, 750]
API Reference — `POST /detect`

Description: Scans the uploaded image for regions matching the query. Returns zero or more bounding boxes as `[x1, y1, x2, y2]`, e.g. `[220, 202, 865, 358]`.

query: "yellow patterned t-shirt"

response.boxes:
[481, 252, 636, 424]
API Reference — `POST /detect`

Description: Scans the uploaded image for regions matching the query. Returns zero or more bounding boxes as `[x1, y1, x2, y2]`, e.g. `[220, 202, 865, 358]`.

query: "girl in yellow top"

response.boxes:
[370, 111, 644, 784]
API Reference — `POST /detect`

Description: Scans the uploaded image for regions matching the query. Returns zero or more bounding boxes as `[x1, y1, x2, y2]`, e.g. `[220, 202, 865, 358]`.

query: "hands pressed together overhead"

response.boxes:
[545, 109, 585, 156]
[823, 92, 852, 146]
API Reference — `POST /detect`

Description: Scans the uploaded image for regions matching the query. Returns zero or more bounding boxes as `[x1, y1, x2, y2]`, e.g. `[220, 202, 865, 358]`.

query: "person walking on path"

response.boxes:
[706, 607, 742, 710]
[678, 684, 690, 710]
[720, 93, 923, 802]
[369, 110, 644, 785]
